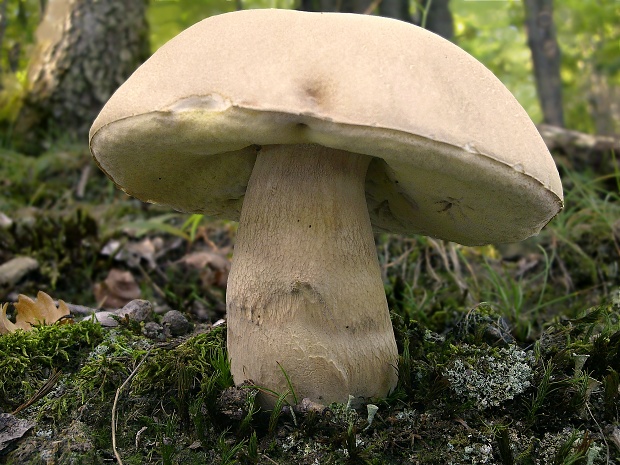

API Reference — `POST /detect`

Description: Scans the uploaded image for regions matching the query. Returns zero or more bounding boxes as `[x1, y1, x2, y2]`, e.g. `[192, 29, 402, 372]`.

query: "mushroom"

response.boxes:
[89, 9, 563, 406]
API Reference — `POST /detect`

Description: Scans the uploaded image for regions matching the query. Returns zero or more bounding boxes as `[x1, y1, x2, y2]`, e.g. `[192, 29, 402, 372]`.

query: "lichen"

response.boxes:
[446, 433, 495, 465]
[443, 343, 534, 409]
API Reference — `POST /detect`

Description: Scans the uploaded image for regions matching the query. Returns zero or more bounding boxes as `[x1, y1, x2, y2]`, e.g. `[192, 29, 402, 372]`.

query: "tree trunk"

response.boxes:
[299, 0, 374, 13]
[299, 0, 453, 40]
[523, 0, 564, 127]
[0, 0, 8, 77]
[379, 0, 412, 23]
[588, 72, 618, 136]
[13, 0, 149, 154]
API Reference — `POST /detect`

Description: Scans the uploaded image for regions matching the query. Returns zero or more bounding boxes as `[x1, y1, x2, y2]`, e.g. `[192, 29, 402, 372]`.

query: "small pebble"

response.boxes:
[89, 299, 153, 327]
[117, 299, 153, 322]
[162, 310, 190, 337]
[0, 257, 39, 287]
[0, 213, 13, 228]
[142, 321, 164, 340]
[90, 311, 119, 327]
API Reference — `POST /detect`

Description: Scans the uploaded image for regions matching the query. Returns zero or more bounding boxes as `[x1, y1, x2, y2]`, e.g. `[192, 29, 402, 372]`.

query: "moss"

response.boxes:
[5, 421, 104, 465]
[34, 327, 150, 428]
[2, 326, 236, 463]
[3, 308, 617, 464]
[1, 209, 102, 300]
[0, 320, 103, 412]
[3, 146, 620, 463]
[132, 326, 231, 414]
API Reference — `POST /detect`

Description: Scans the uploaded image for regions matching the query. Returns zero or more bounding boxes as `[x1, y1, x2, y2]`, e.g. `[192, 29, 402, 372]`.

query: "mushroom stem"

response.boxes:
[227, 143, 398, 407]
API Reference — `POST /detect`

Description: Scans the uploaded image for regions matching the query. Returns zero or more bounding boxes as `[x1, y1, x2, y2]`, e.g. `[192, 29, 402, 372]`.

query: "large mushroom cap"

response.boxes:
[90, 8, 563, 246]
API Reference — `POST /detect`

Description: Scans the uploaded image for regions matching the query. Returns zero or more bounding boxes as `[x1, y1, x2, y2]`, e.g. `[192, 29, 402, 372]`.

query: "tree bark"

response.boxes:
[13, 0, 149, 154]
[299, 0, 453, 40]
[523, 0, 564, 127]
[0, 0, 7, 76]
[299, 0, 374, 13]
[378, 0, 411, 21]
[588, 72, 617, 136]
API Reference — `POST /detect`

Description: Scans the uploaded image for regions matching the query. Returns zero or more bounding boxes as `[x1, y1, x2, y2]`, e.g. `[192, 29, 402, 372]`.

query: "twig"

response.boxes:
[412, 257, 421, 290]
[111, 350, 151, 465]
[12, 368, 63, 415]
[424, 245, 441, 284]
[363, 0, 382, 15]
[261, 454, 279, 465]
[135, 261, 167, 299]
[135, 426, 148, 449]
[420, 0, 433, 29]
[585, 401, 610, 465]
[75, 163, 91, 199]
[384, 247, 414, 271]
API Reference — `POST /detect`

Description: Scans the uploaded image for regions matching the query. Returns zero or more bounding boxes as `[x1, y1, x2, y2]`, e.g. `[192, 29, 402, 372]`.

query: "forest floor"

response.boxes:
[0, 141, 619, 464]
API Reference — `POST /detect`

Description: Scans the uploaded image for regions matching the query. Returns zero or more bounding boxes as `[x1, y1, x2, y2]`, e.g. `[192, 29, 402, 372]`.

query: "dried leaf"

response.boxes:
[0, 256, 39, 287]
[0, 303, 19, 335]
[93, 269, 141, 309]
[0, 413, 35, 452]
[179, 251, 230, 288]
[124, 237, 163, 269]
[0, 291, 72, 335]
[101, 238, 164, 269]
[15, 291, 71, 328]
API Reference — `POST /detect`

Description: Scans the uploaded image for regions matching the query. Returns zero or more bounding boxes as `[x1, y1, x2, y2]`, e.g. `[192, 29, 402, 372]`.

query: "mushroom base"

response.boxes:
[226, 143, 398, 408]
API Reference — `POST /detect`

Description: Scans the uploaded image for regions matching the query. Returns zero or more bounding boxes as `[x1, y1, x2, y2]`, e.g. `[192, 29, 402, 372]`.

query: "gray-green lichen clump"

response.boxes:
[444, 343, 534, 409]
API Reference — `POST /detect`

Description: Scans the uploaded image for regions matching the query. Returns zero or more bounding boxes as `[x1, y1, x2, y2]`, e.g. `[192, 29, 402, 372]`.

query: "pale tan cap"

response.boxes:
[89, 8, 563, 246]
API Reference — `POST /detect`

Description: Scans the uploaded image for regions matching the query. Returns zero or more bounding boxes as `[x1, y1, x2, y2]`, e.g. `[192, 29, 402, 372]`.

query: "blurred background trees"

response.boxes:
[0, 0, 618, 154]
[523, 0, 563, 127]
[5, 0, 148, 153]
[297, 0, 453, 39]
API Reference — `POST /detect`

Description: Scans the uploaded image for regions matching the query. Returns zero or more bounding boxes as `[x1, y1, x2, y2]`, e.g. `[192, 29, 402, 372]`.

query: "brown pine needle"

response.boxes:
[12, 368, 63, 415]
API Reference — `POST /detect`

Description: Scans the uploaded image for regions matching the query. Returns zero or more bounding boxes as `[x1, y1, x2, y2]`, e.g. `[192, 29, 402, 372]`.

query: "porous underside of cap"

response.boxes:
[90, 9, 563, 246]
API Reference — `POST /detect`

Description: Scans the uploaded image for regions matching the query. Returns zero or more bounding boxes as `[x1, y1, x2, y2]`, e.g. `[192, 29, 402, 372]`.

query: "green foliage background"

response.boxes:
[2, 0, 619, 134]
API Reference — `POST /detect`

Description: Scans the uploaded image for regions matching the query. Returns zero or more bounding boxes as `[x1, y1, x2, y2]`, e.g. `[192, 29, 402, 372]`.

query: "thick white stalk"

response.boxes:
[227, 144, 398, 407]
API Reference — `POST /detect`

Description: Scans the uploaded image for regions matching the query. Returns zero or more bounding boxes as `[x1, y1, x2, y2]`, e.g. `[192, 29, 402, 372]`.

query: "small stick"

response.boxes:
[261, 454, 279, 465]
[362, 0, 382, 15]
[12, 368, 63, 415]
[112, 350, 151, 465]
[76, 164, 91, 199]
[585, 401, 610, 465]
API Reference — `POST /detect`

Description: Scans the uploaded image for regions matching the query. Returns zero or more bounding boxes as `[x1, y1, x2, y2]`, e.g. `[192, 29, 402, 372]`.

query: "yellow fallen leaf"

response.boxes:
[0, 291, 72, 335]
[0, 302, 20, 334]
